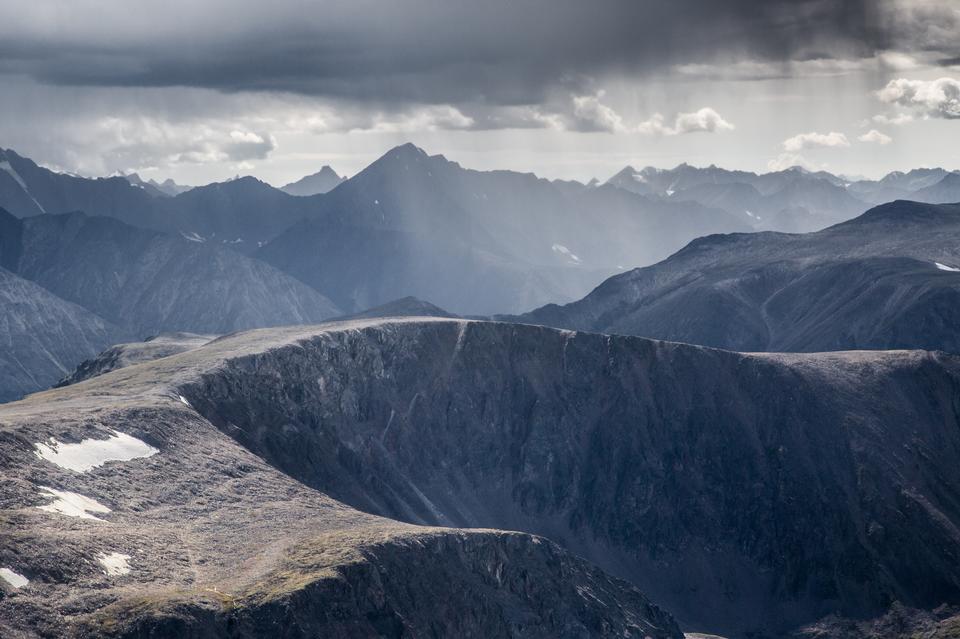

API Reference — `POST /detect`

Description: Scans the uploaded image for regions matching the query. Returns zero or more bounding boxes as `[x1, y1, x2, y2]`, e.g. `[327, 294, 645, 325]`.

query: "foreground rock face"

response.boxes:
[4, 318, 960, 638]
[0, 319, 682, 639]
[180, 320, 960, 636]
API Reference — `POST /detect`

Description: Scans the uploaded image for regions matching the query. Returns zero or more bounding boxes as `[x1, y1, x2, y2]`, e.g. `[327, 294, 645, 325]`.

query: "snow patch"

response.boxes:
[666, 189, 675, 196]
[935, 262, 960, 272]
[551, 243, 582, 264]
[34, 431, 158, 473]
[178, 395, 192, 407]
[0, 568, 28, 589]
[36, 486, 111, 520]
[180, 231, 205, 243]
[97, 552, 131, 576]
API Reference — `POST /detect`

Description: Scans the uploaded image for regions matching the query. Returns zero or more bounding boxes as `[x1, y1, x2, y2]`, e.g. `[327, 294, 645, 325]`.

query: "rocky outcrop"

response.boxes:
[56, 333, 216, 387]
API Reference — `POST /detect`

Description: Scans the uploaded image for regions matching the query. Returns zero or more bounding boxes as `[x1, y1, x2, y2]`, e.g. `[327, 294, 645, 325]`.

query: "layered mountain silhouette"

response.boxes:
[516, 201, 960, 352]
[3, 144, 958, 319]
[607, 163, 869, 232]
[0, 207, 340, 400]
[256, 144, 750, 314]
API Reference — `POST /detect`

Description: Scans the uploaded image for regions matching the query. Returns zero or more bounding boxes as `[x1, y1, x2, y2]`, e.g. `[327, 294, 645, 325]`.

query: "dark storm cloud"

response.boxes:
[0, 0, 946, 108]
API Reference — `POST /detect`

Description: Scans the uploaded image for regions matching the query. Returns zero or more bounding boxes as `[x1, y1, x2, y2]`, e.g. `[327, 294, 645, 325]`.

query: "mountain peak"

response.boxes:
[280, 165, 345, 196]
[391, 142, 428, 157]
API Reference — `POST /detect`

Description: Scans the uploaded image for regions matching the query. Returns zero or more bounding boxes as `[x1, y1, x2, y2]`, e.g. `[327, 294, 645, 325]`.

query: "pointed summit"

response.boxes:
[280, 165, 345, 196]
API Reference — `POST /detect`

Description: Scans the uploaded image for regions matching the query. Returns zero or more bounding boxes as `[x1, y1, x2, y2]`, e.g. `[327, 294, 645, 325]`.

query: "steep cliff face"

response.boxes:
[179, 320, 960, 636]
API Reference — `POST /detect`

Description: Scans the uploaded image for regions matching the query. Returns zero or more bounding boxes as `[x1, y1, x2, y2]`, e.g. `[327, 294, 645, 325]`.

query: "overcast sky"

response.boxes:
[0, 0, 958, 185]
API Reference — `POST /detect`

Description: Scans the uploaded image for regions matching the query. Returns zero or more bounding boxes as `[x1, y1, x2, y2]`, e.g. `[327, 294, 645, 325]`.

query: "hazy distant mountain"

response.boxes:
[912, 173, 960, 204]
[333, 296, 458, 321]
[160, 176, 317, 251]
[123, 172, 192, 197]
[606, 163, 868, 232]
[849, 168, 956, 204]
[0, 147, 156, 222]
[280, 166, 345, 196]
[0, 267, 117, 402]
[0, 149, 311, 251]
[258, 143, 749, 315]
[515, 200, 960, 353]
[1, 209, 340, 337]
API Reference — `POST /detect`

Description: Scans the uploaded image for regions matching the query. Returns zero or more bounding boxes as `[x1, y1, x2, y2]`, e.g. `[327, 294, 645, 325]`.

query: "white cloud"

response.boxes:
[571, 91, 629, 133]
[782, 131, 850, 152]
[870, 113, 914, 126]
[571, 94, 733, 136]
[877, 77, 960, 119]
[633, 108, 734, 136]
[671, 107, 735, 134]
[858, 129, 893, 145]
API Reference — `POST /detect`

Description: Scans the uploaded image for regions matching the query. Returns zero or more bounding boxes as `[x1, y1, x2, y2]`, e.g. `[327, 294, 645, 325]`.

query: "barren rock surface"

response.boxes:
[0, 319, 682, 639]
[3, 318, 960, 637]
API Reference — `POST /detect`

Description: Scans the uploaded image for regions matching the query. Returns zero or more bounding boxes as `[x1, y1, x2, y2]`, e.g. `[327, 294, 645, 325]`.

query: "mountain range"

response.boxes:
[516, 200, 960, 352]
[0, 207, 340, 400]
[607, 163, 960, 233]
[4, 144, 960, 319]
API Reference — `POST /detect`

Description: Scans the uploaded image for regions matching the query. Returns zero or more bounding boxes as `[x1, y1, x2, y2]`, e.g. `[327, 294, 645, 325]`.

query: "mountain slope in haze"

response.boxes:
[31, 317, 956, 638]
[913, 173, 960, 204]
[0, 149, 311, 252]
[0, 267, 118, 402]
[514, 201, 960, 352]
[257, 143, 750, 315]
[55, 332, 216, 387]
[122, 173, 193, 197]
[849, 168, 957, 204]
[3, 210, 340, 337]
[0, 148, 158, 222]
[607, 163, 868, 232]
[332, 296, 458, 321]
[280, 166, 345, 196]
